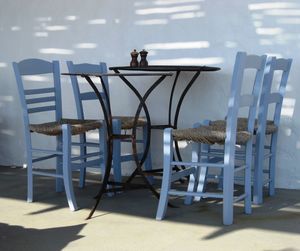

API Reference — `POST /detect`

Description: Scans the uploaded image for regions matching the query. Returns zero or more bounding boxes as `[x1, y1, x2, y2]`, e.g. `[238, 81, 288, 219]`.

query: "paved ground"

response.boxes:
[0, 166, 299, 251]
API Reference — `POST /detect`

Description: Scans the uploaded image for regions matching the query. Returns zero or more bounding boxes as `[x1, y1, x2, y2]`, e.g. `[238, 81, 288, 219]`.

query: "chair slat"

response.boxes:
[267, 93, 282, 104]
[274, 58, 290, 71]
[24, 87, 55, 95]
[69, 63, 102, 74]
[80, 92, 97, 100]
[80, 92, 106, 101]
[17, 59, 54, 75]
[245, 55, 265, 69]
[28, 105, 56, 114]
[26, 96, 55, 104]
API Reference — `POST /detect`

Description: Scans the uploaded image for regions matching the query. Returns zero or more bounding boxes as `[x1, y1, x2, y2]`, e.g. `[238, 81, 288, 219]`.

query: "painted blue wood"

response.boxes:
[67, 61, 152, 183]
[253, 57, 292, 204]
[62, 124, 78, 211]
[156, 128, 173, 220]
[156, 52, 267, 225]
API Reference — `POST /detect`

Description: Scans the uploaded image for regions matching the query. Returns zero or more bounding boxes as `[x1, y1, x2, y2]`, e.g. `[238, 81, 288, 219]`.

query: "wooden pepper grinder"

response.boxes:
[139, 49, 148, 67]
[130, 49, 139, 67]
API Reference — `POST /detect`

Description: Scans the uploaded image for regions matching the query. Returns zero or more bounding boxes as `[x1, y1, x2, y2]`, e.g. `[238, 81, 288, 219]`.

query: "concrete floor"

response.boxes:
[0, 166, 299, 251]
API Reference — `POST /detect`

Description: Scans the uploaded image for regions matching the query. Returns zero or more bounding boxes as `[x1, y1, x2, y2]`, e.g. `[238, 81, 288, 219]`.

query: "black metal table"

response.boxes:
[63, 65, 220, 219]
[109, 65, 221, 175]
[62, 72, 173, 219]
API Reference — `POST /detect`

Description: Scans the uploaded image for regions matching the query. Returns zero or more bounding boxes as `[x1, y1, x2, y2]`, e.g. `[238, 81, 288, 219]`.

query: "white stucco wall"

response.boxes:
[0, 0, 299, 189]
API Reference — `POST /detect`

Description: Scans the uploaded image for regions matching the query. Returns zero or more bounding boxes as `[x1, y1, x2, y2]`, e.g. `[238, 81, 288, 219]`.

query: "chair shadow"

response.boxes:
[1, 166, 299, 241]
[0, 222, 85, 251]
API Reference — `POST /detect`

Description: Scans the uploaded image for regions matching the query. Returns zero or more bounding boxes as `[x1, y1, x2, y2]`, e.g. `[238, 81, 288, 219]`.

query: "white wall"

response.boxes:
[0, 0, 299, 189]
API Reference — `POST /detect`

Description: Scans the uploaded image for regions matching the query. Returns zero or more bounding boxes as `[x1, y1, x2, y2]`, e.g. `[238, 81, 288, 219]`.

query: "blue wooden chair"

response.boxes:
[156, 52, 267, 225]
[253, 57, 292, 204]
[208, 57, 293, 204]
[13, 59, 104, 211]
[66, 61, 152, 184]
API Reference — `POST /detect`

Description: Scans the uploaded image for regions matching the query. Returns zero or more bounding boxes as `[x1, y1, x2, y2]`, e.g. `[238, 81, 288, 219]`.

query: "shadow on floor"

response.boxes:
[0, 166, 299, 240]
[0, 222, 85, 251]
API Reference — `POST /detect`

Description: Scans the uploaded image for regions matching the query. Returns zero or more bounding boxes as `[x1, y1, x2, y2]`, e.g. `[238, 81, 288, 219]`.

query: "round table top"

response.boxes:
[109, 65, 221, 72]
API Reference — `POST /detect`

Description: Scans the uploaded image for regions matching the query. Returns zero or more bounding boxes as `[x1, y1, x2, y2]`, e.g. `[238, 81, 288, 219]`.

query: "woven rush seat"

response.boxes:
[210, 118, 277, 135]
[112, 116, 147, 130]
[172, 125, 251, 145]
[30, 118, 102, 136]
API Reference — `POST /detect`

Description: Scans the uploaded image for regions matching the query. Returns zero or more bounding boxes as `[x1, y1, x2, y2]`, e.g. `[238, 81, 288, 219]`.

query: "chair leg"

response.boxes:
[223, 161, 234, 225]
[99, 124, 107, 181]
[244, 142, 252, 214]
[56, 135, 64, 192]
[143, 124, 153, 184]
[253, 134, 265, 205]
[269, 132, 277, 196]
[62, 124, 78, 211]
[184, 142, 201, 205]
[156, 128, 173, 220]
[194, 143, 210, 202]
[78, 134, 87, 189]
[112, 119, 122, 183]
[26, 147, 33, 202]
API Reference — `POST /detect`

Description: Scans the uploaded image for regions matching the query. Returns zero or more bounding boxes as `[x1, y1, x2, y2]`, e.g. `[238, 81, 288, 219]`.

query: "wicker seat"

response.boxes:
[209, 118, 277, 135]
[113, 116, 147, 130]
[30, 119, 102, 136]
[173, 124, 251, 145]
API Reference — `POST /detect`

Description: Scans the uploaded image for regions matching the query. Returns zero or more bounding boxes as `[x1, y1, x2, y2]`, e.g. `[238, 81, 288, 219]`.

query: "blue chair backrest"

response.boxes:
[257, 57, 292, 129]
[225, 52, 267, 152]
[66, 62, 110, 120]
[13, 59, 62, 132]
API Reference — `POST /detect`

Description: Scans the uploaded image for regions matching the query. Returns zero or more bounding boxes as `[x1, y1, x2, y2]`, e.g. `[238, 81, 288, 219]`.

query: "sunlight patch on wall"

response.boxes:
[149, 57, 224, 65]
[88, 19, 107, 25]
[23, 76, 50, 82]
[248, 2, 299, 11]
[0, 96, 14, 102]
[74, 43, 98, 49]
[0, 62, 7, 68]
[285, 85, 293, 92]
[65, 16, 78, 21]
[256, 27, 283, 35]
[281, 98, 295, 118]
[39, 48, 74, 55]
[224, 41, 237, 48]
[135, 19, 168, 25]
[170, 11, 205, 19]
[1, 129, 15, 136]
[45, 25, 68, 31]
[34, 32, 48, 37]
[264, 9, 300, 16]
[145, 41, 209, 50]
[265, 53, 282, 58]
[11, 26, 21, 31]
[154, 0, 204, 5]
[136, 5, 200, 15]
[283, 127, 292, 136]
[86, 132, 100, 140]
[36, 17, 52, 22]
